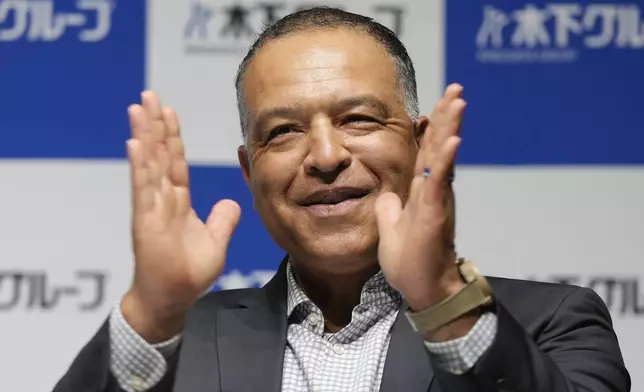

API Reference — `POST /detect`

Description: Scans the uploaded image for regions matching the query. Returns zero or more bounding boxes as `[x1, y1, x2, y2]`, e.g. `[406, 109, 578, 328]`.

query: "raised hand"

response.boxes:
[375, 84, 465, 312]
[121, 91, 241, 342]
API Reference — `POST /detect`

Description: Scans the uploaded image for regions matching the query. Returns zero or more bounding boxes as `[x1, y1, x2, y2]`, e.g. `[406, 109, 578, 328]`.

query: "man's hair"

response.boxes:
[234, 6, 419, 142]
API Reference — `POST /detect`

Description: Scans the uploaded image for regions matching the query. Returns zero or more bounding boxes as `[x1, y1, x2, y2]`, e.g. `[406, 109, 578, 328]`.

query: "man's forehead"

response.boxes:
[243, 28, 399, 106]
[248, 30, 395, 81]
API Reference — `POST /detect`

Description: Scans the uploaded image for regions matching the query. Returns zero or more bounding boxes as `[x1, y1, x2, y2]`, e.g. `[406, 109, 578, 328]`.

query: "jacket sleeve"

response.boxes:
[431, 287, 631, 392]
[51, 319, 180, 392]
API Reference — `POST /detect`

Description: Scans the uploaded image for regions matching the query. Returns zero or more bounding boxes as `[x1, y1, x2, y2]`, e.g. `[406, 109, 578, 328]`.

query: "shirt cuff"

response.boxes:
[109, 303, 182, 392]
[423, 312, 497, 374]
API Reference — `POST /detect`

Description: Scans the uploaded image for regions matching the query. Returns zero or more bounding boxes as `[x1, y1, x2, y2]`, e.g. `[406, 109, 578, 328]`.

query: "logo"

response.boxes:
[533, 275, 644, 317]
[475, 3, 644, 63]
[214, 269, 276, 290]
[0, 270, 108, 311]
[0, 0, 114, 42]
[183, 2, 406, 54]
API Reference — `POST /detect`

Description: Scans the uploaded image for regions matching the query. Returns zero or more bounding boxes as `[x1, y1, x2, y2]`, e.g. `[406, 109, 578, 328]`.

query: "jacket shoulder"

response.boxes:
[486, 276, 598, 332]
[488, 276, 580, 300]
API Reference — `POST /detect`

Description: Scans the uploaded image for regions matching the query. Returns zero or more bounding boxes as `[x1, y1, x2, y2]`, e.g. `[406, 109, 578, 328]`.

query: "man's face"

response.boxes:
[238, 28, 421, 273]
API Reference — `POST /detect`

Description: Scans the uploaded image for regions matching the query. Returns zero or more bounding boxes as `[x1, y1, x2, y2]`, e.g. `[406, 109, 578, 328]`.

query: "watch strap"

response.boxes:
[405, 260, 494, 333]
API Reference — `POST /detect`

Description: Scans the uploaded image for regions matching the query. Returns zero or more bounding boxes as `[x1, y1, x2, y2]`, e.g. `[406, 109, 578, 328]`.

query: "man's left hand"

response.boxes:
[375, 83, 467, 314]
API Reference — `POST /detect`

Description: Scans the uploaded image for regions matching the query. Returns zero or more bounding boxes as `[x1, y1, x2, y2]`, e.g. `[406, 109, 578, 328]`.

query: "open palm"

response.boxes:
[126, 91, 241, 316]
[375, 84, 464, 305]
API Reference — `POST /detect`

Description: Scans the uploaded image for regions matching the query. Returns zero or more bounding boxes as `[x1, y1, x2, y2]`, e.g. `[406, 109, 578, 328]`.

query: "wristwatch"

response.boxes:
[405, 258, 494, 333]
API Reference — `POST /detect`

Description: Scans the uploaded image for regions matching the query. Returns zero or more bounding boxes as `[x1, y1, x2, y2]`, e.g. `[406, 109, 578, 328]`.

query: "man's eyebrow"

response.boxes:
[333, 94, 390, 116]
[254, 104, 304, 128]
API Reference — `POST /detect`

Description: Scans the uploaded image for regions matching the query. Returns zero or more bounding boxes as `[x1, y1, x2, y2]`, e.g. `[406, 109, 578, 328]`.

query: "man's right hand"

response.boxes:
[121, 91, 241, 343]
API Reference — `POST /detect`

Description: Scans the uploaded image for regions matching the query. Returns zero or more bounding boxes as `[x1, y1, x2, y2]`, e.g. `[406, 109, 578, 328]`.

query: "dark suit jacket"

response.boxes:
[53, 261, 630, 392]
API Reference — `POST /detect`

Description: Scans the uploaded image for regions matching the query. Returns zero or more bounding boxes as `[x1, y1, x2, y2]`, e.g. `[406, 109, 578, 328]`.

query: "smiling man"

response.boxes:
[54, 7, 629, 392]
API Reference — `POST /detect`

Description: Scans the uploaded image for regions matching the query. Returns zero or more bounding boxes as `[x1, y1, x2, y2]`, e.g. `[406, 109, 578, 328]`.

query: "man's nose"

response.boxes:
[303, 120, 351, 181]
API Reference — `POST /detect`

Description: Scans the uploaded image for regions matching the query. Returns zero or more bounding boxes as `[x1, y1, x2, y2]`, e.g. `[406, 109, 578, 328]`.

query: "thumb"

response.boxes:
[375, 192, 402, 239]
[206, 199, 241, 249]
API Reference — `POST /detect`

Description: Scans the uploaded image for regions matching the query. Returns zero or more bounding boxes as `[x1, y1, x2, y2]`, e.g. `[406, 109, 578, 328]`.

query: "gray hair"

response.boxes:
[234, 6, 419, 144]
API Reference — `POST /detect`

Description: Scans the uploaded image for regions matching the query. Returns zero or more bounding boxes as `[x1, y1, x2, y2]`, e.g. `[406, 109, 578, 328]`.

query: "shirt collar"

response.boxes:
[285, 260, 401, 318]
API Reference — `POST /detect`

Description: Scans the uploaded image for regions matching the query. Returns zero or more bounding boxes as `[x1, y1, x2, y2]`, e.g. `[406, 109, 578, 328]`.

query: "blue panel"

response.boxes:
[190, 166, 285, 275]
[0, 0, 145, 159]
[446, 0, 644, 164]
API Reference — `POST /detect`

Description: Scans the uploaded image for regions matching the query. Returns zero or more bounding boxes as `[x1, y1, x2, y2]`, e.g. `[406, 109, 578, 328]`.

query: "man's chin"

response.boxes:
[295, 231, 379, 268]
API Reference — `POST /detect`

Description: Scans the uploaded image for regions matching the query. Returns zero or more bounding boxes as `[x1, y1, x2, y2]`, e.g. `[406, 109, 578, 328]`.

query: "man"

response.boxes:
[54, 7, 629, 392]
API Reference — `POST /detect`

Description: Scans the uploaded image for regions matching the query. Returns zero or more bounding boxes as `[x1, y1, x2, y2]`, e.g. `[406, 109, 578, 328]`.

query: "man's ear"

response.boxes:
[414, 116, 430, 147]
[238, 145, 257, 210]
[238, 145, 251, 186]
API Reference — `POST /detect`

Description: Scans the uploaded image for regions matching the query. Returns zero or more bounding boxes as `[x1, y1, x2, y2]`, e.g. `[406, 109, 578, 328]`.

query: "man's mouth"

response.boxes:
[299, 187, 370, 207]
[298, 187, 371, 217]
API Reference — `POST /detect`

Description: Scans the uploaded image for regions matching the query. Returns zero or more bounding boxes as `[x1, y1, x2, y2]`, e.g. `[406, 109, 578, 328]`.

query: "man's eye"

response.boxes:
[267, 125, 295, 140]
[344, 114, 377, 124]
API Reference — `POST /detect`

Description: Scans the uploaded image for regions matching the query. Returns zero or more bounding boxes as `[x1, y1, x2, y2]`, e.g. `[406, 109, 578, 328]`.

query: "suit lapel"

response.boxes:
[173, 261, 289, 392]
[380, 301, 435, 392]
[217, 263, 288, 392]
[216, 309, 286, 391]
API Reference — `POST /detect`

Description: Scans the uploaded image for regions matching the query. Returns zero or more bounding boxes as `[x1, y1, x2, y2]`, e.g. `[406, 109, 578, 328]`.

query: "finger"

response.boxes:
[415, 141, 459, 243]
[127, 138, 154, 213]
[375, 192, 403, 240]
[174, 186, 192, 217]
[159, 176, 176, 223]
[128, 104, 149, 140]
[141, 91, 170, 177]
[128, 103, 156, 179]
[129, 102, 162, 189]
[425, 84, 463, 138]
[430, 88, 465, 146]
[141, 91, 165, 142]
[421, 97, 466, 173]
[163, 106, 181, 137]
[418, 84, 464, 169]
[170, 159, 190, 189]
[431, 98, 466, 156]
[416, 97, 445, 173]
[408, 174, 426, 206]
[206, 199, 242, 250]
[444, 83, 464, 102]
[446, 97, 467, 137]
[163, 107, 190, 188]
[433, 136, 461, 181]
[423, 136, 461, 204]
[128, 104, 150, 157]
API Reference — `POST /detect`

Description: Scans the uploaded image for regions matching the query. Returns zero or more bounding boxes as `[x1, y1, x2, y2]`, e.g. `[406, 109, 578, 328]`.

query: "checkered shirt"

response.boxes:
[109, 264, 498, 392]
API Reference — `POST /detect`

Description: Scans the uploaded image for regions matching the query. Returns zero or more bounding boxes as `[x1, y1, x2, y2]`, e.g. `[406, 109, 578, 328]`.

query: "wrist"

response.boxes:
[405, 258, 494, 340]
[406, 266, 464, 312]
[424, 308, 482, 342]
[121, 289, 188, 344]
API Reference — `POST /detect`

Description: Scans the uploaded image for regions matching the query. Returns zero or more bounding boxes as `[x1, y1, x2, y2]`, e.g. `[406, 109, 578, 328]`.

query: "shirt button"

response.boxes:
[333, 343, 345, 355]
[308, 313, 321, 326]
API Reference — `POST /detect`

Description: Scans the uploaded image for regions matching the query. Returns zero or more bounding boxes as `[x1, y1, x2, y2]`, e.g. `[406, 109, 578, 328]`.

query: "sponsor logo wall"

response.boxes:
[0, 0, 641, 391]
[0, 270, 108, 312]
